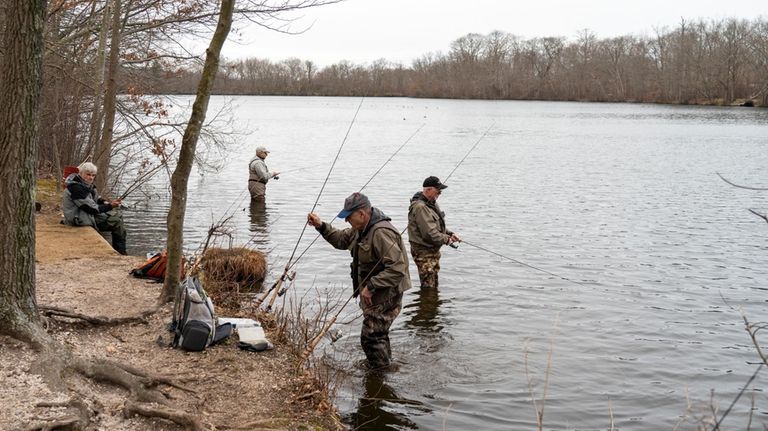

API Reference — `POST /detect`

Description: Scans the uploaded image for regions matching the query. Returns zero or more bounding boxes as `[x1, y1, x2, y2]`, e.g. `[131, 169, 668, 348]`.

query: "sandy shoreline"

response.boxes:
[0, 185, 339, 430]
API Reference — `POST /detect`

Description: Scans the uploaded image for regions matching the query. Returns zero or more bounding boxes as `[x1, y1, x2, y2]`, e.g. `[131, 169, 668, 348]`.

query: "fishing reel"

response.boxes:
[328, 328, 343, 343]
[276, 270, 296, 296]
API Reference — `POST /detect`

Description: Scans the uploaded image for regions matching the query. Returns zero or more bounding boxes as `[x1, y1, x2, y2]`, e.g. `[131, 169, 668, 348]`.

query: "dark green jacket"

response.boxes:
[407, 192, 453, 249]
[317, 207, 411, 297]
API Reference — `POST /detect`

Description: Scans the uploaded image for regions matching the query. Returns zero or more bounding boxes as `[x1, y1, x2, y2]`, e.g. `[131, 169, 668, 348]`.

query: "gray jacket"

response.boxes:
[248, 157, 270, 183]
[62, 173, 112, 227]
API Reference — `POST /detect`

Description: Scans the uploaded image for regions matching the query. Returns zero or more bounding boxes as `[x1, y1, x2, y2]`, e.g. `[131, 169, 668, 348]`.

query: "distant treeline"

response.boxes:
[7, 1, 767, 184]
[151, 17, 768, 106]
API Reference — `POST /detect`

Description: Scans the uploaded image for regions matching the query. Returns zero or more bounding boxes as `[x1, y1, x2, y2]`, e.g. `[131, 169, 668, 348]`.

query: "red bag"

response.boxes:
[130, 251, 184, 281]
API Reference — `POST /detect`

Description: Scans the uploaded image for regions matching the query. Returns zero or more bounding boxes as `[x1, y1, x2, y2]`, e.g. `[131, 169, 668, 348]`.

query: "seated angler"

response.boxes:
[62, 162, 128, 255]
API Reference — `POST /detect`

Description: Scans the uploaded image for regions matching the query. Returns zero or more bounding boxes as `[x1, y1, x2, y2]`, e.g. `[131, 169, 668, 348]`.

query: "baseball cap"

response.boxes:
[337, 192, 371, 219]
[423, 176, 447, 189]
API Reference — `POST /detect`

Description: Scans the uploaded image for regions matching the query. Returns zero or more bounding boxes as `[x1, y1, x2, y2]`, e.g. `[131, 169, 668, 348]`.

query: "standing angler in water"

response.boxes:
[307, 192, 411, 369]
[248, 146, 280, 200]
[407, 176, 460, 289]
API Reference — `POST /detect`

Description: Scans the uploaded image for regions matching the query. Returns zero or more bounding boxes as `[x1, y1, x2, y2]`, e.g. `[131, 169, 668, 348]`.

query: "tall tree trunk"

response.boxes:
[0, 0, 48, 344]
[95, 0, 122, 194]
[160, 0, 234, 302]
[85, 0, 113, 160]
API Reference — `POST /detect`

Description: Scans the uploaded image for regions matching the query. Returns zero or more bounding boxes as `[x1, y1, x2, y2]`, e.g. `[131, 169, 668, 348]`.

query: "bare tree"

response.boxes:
[0, 0, 47, 344]
[161, 0, 234, 302]
[138, 18, 768, 107]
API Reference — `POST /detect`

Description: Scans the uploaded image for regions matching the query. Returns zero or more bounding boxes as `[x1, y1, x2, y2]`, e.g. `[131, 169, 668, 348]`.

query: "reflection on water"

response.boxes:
[247, 199, 269, 247]
[403, 287, 445, 333]
[344, 371, 423, 430]
[123, 97, 768, 430]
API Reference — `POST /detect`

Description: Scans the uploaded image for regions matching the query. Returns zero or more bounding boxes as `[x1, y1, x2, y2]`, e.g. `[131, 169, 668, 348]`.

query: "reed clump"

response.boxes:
[199, 247, 267, 313]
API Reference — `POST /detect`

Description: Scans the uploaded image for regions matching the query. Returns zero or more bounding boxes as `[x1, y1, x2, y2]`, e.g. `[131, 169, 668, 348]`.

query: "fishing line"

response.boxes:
[300, 125, 500, 351]
[277, 164, 325, 175]
[459, 239, 588, 287]
[262, 122, 426, 310]
[284, 97, 366, 269]
[254, 98, 366, 307]
[713, 363, 762, 430]
[116, 163, 168, 201]
[443, 123, 494, 183]
[284, 122, 426, 273]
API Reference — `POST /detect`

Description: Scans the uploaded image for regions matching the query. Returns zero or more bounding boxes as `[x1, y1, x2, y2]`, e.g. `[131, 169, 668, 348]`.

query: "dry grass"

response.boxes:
[198, 247, 267, 314]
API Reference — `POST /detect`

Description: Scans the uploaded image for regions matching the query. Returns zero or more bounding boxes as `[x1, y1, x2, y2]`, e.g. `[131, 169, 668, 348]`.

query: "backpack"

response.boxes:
[171, 276, 232, 351]
[130, 251, 184, 281]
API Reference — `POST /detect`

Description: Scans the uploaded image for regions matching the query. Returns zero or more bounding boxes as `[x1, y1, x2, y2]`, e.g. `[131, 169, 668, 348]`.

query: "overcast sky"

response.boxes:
[221, 0, 768, 67]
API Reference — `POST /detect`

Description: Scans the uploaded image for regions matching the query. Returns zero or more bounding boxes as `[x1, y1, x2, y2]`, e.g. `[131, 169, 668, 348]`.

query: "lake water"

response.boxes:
[124, 96, 768, 430]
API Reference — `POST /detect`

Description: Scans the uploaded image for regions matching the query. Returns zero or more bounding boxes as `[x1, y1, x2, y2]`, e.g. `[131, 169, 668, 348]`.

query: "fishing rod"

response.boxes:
[459, 239, 587, 287]
[254, 98, 366, 309]
[281, 122, 427, 277]
[265, 122, 427, 310]
[299, 224, 410, 363]
[276, 164, 325, 176]
[116, 163, 168, 201]
[433, 123, 494, 248]
[301, 126, 497, 360]
[443, 123, 494, 183]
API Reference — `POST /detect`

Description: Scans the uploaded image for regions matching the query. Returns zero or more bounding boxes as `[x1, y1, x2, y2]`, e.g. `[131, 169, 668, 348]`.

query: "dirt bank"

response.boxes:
[0, 182, 339, 430]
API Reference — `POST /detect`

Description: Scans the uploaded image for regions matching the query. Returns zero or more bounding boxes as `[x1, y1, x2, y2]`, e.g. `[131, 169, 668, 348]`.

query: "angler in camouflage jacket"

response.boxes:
[407, 176, 460, 289]
[307, 192, 411, 369]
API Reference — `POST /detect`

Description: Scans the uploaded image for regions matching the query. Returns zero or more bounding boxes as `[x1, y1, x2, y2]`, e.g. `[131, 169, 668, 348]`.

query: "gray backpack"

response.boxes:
[171, 276, 231, 351]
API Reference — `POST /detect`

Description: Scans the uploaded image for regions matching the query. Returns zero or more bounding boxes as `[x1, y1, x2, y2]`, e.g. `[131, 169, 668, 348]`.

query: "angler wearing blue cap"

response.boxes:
[307, 192, 411, 369]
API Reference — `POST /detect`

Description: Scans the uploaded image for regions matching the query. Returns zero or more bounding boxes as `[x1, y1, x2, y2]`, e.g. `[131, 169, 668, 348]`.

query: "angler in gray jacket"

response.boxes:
[62, 162, 127, 254]
[407, 176, 460, 289]
[248, 146, 279, 200]
[307, 192, 411, 369]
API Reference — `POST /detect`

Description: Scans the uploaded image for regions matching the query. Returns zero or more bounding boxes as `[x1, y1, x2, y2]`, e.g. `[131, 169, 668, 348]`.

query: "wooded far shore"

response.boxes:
[150, 18, 768, 106]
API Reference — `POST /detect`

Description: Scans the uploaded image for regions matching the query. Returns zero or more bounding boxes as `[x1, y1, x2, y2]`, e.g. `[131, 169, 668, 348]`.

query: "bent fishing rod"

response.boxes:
[300, 126, 497, 359]
[443, 123, 494, 183]
[283, 122, 427, 274]
[116, 163, 169, 201]
[258, 121, 426, 309]
[255, 98, 366, 308]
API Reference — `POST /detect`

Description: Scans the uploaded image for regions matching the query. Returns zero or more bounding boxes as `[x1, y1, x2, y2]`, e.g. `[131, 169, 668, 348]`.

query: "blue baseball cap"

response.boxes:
[337, 192, 371, 219]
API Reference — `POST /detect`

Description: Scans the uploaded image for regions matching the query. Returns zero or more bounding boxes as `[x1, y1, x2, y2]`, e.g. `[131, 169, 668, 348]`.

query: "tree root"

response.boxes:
[25, 398, 90, 431]
[71, 356, 196, 405]
[39, 304, 162, 326]
[67, 355, 209, 429]
[124, 401, 206, 431]
[11, 319, 209, 430]
[25, 416, 80, 431]
[231, 418, 289, 430]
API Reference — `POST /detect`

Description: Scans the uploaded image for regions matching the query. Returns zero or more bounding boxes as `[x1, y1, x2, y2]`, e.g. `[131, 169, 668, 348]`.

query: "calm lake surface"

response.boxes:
[125, 96, 768, 430]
